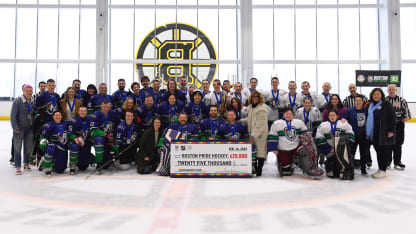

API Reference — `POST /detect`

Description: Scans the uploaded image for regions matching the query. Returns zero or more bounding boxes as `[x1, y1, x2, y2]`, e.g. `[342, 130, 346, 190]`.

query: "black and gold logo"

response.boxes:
[136, 23, 217, 88]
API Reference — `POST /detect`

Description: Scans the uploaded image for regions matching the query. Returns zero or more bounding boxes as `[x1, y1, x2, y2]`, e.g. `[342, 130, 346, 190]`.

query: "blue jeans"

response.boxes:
[13, 128, 34, 168]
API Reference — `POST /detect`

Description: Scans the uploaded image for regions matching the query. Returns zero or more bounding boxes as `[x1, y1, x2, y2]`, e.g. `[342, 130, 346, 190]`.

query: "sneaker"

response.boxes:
[366, 161, 372, 169]
[70, 169, 75, 175]
[394, 162, 406, 171]
[371, 170, 386, 178]
[9, 157, 14, 166]
[45, 171, 51, 177]
[24, 165, 32, 172]
[16, 168, 22, 175]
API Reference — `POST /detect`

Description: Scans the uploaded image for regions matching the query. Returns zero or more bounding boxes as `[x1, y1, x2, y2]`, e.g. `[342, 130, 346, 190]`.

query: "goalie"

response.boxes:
[267, 108, 324, 178]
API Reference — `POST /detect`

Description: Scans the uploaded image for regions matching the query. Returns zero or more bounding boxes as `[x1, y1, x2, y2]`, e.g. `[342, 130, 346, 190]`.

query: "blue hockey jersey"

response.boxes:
[184, 101, 209, 125]
[199, 117, 226, 140]
[87, 94, 114, 114]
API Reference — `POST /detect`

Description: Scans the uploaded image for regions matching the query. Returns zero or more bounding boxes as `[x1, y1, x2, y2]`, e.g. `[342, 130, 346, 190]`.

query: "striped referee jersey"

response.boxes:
[343, 94, 369, 109]
[386, 95, 412, 121]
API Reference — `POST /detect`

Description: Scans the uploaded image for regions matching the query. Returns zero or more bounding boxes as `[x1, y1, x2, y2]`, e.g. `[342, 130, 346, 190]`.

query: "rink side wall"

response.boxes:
[0, 101, 416, 122]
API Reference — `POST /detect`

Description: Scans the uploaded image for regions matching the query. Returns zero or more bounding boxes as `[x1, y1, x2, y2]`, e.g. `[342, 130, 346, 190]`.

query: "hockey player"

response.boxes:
[178, 76, 190, 104]
[158, 112, 199, 144]
[129, 82, 142, 107]
[160, 79, 186, 103]
[295, 97, 322, 136]
[317, 82, 333, 111]
[111, 78, 128, 109]
[158, 94, 185, 126]
[280, 81, 303, 113]
[39, 111, 69, 176]
[229, 82, 247, 108]
[185, 89, 209, 125]
[151, 79, 164, 104]
[241, 77, 260, 105]
[68, 106, 93, 175]
[201, 79, 211, 98]
[264, 77, 286, 128]
[139, 76, 155, 102]
[204, 79, 228, 118]
[35, 79, 61, 123]
[61, 79, 87, 104]
[315, 109, 355, 180]
[112, 111, 140, 170]
[217, 110, 248, 140]
[199, 105, 226, 140]
[88, 83, 114, 114]
[116, 97, 137, 121]
[136, 95, 158, 130]
[268, 108, 324, 178]
[89, 101, 121, 172]
[298, 81, 319, 107]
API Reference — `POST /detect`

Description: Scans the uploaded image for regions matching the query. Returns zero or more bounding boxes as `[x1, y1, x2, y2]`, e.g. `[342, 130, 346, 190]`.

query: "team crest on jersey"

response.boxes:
[136, 23, 217, 89]
[284, 127, 297, 141]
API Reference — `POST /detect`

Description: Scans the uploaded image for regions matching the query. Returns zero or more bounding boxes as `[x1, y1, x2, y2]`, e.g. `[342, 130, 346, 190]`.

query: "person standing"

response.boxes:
[11, 85, 35, 175]
[366, 88, 396, 178]
[343, 95, 370, 175]
[112, 78, 128, 109]
[322, 94, 347, 121]
[241, 90, 269, 176]
[386, 84, 411, 170]
[343, 83, 369, 108]
[60, 87, 82, 121]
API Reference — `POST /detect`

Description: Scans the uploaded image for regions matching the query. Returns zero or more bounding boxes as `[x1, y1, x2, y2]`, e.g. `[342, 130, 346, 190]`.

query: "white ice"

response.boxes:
[1, 121, 415, 234]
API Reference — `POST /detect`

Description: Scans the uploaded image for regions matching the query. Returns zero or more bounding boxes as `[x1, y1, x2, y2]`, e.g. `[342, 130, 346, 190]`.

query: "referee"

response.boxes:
[343, 83, 369, 108]
[386, 84, 411, 170]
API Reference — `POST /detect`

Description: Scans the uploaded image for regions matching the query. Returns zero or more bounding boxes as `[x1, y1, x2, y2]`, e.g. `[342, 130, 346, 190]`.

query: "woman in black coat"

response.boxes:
[365, 88, 396, 178]
[137, 117, 163, 174]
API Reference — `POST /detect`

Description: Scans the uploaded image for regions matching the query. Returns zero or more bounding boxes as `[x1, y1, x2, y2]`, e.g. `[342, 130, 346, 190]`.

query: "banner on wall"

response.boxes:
[355, 70, 401, 87]
[170, 140, 252, 178]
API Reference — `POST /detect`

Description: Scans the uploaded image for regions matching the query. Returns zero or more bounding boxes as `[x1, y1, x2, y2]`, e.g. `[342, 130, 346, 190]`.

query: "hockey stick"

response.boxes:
[84, 140, 138, 180]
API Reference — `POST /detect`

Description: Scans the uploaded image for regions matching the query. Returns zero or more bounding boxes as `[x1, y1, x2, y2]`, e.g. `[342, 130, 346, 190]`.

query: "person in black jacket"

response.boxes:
[343, 95, 370, 175]
[365, 88, 396, 178]
[136, 117, 163, 174]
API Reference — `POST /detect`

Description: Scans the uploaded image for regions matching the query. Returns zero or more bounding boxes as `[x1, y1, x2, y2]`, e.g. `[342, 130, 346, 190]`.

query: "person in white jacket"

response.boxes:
[241, 90, 269, 176]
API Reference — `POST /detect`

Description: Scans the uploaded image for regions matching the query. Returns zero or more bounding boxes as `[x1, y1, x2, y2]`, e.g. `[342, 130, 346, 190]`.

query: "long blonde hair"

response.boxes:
[248, 90, 265, 105]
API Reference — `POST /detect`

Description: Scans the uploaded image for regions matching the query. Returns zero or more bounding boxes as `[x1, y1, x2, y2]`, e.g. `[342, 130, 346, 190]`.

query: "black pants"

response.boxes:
[371, 139, 390, 171]
[389, 121, 405, 165]
[351, 133, 370, 169]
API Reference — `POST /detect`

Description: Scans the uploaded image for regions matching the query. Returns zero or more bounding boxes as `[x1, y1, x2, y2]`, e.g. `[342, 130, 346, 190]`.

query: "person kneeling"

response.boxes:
[137, 117, 163, 174]
[112, 111, 140, 170]
[68, 106, 94, 175]
[315, 110, 355, 180]
[267, 108, 324, 178]
[39, 111, 69, 177]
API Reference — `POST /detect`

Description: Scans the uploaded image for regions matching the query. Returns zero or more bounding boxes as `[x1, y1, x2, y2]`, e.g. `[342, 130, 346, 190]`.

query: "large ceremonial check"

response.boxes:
[170, 140, 252, 178]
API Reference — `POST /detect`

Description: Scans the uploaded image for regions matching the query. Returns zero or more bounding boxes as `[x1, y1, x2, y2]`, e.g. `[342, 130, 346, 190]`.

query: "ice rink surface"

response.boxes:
[1, 121, 415, 234]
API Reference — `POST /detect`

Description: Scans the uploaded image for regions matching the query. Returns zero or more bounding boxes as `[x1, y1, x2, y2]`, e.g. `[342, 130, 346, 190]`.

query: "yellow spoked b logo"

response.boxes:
[136, 23, 217, 88]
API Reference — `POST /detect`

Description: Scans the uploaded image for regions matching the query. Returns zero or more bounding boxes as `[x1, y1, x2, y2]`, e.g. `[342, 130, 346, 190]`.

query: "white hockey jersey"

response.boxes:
[316, 93, 332, 111]
[267, 119, 308, 151]
[299, 91, 320, 107]
[264, 89, 287, 122]
[294, 107, 322, 133]
[280, 93, 303, 113]
[315, 120, 355, 154]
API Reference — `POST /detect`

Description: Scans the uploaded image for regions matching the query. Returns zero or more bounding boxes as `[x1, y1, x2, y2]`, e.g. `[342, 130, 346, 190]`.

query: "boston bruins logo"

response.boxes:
[136, 23, 217, 88]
